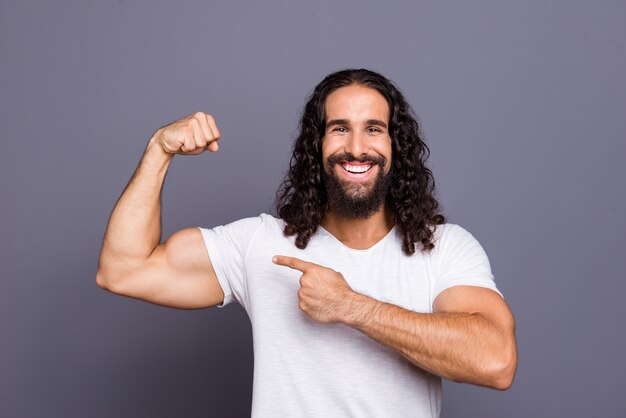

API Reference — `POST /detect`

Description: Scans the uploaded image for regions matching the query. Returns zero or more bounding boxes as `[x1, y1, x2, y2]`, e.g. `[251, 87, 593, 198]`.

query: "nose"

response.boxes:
[343, 130, 369, 158]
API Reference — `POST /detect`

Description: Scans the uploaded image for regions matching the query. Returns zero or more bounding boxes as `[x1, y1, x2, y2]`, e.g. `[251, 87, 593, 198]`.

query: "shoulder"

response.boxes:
[434, 221, 480, 240]
[430, 222, 485, 254]
[431, 222, 466, 242]
[200, 213, 281, 231]
[214, 213, 286, 239]
[256, 213, 287, 234]
[258, 212, 284, 226]
[196, 213, 286, 254]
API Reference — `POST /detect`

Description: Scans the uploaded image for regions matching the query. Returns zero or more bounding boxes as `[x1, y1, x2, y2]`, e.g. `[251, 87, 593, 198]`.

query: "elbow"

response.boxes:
[96, 271, 111, 290]
[486, 345, 517, 391]
[490, 367, 515, 391]
[96, 259, 135, 294]
[96, 269, 121, 293]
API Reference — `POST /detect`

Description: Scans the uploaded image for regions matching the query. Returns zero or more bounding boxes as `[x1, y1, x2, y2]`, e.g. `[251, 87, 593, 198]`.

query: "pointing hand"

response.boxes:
[272, 255, 356, 324]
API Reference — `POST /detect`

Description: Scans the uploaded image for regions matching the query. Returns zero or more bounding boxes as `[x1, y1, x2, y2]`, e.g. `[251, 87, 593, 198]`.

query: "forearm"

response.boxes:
[343, 292, 514, 389]
[97, 135, 173, 281]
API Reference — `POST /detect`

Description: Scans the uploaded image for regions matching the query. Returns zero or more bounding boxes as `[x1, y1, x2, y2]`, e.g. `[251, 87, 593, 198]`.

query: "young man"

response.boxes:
[96, 69, 517, 417]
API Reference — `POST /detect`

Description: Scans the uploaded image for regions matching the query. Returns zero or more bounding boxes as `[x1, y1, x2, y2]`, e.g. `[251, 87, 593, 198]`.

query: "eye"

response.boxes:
[367, 127, 382, 133]
[333, 127, 348, 132]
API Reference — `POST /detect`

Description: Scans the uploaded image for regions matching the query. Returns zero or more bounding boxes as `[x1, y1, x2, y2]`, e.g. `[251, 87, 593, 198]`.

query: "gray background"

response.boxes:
[1, 0, 625, 417]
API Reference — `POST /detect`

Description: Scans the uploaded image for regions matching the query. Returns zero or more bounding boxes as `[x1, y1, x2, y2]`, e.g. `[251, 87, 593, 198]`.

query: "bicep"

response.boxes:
[433, 285, 515, 331]
[108, 227, 225, 309]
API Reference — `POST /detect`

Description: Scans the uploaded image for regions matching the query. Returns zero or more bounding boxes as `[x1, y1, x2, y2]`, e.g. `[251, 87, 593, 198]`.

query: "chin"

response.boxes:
[341, 181, 371, 195]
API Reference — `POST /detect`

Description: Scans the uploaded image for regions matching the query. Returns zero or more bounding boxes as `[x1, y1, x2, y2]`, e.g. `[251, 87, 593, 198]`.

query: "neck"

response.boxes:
[320, 205, 394, 250]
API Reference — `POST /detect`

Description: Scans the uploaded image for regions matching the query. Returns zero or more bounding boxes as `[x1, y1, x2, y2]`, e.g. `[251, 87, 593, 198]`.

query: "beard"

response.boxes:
[321, 153, 393, 219]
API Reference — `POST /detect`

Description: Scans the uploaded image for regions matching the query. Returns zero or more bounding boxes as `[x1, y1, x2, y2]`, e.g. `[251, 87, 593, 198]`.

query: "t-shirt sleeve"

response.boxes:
[432, 223, 503, 305]
[196, 215, 264, 309]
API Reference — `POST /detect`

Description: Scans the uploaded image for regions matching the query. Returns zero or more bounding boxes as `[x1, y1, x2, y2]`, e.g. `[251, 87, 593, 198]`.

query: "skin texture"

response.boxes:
[97, 85, 517, 390]
[96, 112, 227, 309]
[274, 85, 518, 390]
[319, 85, 396, 247]
[272, 255, 516, 390]
[322, 86, 392, 199]
[321, 85, 394, 220]
[274, 69, 447, 256]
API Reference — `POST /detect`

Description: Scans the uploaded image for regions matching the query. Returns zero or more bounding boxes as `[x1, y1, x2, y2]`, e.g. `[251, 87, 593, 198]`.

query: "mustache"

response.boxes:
[326, 153, 387, 167]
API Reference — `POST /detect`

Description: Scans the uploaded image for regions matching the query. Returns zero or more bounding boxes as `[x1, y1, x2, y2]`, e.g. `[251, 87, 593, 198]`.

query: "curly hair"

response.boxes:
[274, 68, 446, 255]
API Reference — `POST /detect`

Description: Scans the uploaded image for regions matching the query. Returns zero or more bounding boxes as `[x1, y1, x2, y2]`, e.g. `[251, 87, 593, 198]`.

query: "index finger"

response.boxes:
[272, 255, 316, 272]
[204, 113, 221, 139]
[192, 111, 213, 142]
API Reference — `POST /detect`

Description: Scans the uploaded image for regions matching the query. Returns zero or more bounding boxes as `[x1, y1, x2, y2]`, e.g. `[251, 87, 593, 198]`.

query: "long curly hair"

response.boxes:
[274, 68, 446, 255]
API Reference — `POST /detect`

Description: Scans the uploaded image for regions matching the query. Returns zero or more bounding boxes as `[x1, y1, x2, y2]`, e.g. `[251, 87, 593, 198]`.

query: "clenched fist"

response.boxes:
[152, 112, 221, 155]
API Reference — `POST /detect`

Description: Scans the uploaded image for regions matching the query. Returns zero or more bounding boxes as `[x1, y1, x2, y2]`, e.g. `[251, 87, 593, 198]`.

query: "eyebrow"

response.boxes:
[366, 119, 388, 129]
[326, 119, 388, 129]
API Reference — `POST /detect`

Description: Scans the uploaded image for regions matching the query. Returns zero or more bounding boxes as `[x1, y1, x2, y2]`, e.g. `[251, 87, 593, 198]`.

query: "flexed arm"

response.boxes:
[96, 112, 226, 309]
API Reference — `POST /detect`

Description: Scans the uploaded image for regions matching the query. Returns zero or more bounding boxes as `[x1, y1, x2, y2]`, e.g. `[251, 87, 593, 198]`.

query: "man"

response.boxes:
[96, 68, 517, 417]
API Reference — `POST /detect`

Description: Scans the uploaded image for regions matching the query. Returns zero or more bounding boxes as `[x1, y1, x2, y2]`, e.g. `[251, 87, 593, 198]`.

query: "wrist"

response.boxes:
[145, 134, 174, 161]
[136, 134, 175, 178]
[147, 131, 172, 154]
[341, 291, 376, 327]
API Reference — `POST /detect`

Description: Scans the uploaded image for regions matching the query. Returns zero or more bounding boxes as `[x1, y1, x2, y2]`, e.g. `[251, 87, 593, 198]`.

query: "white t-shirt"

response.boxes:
[198, 213, 502, 418]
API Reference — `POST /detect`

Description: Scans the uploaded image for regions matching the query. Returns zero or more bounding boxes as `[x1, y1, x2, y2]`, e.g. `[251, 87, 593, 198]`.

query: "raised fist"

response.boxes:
[152, 112, 221, 155]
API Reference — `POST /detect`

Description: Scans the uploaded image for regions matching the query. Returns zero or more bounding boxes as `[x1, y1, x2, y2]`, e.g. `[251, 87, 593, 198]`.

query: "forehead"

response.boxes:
[324, 85, 389, 122]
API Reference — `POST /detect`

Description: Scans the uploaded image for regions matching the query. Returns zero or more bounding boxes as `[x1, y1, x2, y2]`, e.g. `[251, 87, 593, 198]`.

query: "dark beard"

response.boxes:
[322, 153, 392, 219]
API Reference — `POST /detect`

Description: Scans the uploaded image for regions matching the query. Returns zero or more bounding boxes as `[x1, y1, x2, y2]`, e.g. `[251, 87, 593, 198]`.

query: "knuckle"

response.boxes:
[182, 126, 193, 136]
[194, 111, 205, 119]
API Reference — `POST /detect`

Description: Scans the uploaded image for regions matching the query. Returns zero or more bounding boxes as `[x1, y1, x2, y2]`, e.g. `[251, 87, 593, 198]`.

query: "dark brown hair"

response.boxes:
[274, 68, 445, 255]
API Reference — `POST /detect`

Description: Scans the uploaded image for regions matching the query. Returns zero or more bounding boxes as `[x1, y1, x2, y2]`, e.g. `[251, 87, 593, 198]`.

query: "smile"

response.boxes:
[340, 162, 373, 174]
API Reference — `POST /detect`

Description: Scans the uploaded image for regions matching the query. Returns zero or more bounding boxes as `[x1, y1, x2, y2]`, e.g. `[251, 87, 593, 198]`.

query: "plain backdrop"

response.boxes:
[1, 0, 625, 417]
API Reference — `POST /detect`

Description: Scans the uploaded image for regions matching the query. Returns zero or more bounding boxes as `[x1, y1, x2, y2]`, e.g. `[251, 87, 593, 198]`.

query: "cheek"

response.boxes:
[321, 144, 329, 168]
[321, 138, 338, 168]
[375, 141, 393, 169]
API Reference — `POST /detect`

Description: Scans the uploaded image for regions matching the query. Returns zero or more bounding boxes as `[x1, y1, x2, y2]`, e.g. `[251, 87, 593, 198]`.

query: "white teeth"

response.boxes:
[341, 163, 372, 173]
